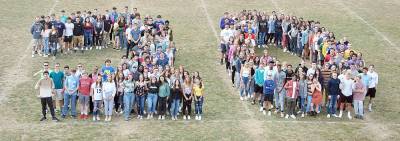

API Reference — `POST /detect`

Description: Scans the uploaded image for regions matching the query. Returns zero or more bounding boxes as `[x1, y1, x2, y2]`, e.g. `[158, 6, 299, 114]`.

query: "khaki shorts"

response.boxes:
[73, 36, 83, 45]
[52, 89, 64, 100]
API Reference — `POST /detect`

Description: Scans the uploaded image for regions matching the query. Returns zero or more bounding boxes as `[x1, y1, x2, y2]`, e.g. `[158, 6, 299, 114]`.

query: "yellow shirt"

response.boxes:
[193, 86, 204, 97]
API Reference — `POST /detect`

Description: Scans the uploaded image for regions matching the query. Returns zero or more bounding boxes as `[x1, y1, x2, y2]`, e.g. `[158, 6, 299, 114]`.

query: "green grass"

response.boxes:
[0, 0, 399, 140]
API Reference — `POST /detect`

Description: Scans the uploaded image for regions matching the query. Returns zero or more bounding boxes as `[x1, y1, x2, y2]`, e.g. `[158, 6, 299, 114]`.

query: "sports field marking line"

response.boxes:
[336, 0, 398, 51]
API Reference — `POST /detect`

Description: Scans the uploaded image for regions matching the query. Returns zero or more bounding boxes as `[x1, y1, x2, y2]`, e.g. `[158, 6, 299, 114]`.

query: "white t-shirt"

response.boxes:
[220, 29, 230, 43]
[91, 83, 103, 100]
[341, 79, 354, 96]
[368, 71, 378, 88]
[64, 23, 74, 36]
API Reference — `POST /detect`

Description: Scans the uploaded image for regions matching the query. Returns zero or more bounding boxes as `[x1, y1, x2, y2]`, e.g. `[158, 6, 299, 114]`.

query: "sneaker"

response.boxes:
[240, 97, 244, 101]
[333, 114, 339, 118]
[183, 116, 187, 120]
[268, 111, 271, 116]
[285, 114, 289, 119]
[158, 115, 162, 120]
[274, 110, 278, 114]
[259, 107, 264, 112]
[96, 116, 100, 121]
[280, 113, 284, 118]
[120, 111, 123, 114]
[199, 115, 202, 120]
[93, 116, 96, 121]
[297, 110, 302, 114]
[52, 117, 60, 122]
[61, 115, 66, 119]
[195, 115, 199, 120]
[263, 110, 266, 115]
[147, 115, 151, 119]
[347, 112, 352, 120]
[327, 114, 331, 118]
[290, 115, 296, 119]
[187, 115, 191, 120]
[40, 117, 47, 121]
[162, 116, 165, 120]
[301, 113, 305, 118]
[338, 111, 343, 118]
[32, 54, 35, 58]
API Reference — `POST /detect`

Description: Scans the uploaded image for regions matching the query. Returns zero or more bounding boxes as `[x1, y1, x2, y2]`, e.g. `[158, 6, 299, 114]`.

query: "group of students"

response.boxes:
[219, 10, 379, 120]
[30, 6, 173, 60]
[33, 7, 205, 122]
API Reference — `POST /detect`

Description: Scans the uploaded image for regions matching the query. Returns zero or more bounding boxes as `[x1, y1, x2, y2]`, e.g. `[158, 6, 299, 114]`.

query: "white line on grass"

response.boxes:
[337, 0, 398, 51]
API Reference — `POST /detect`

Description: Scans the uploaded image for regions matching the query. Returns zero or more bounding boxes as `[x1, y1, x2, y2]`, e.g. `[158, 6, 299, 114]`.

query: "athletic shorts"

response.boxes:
[73, 35, 83, 45]
[255, 85, 263, 93]
[220, 43, 227, 53]
[263, 94, 273, 102]
[366, 88, 376, 98]
[64, 36, 73, 42]
[79, 95, 90, 105]
[340, 94, 353, 103]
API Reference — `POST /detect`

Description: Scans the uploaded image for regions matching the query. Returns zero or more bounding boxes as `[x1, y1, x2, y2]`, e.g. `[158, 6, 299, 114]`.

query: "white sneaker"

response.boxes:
[348, 112, 352, 120]
[301, 113, 305, 118]
[285, 114, 289, 119]
[327, 114, 331, 118]
[140, 116, 143, 119]
[274, 110, 278, 114]
[93, 116, 96, 121]
[172, 117, 175, 120]
[158, 115, 162, 120]
[290, 115, 296, 119]
[280, 113, 284, 118]
[195, 115, 199, 120]
[338, 111, 343, 118]
[333, 114, 339, 118]
[187, 115, 191, 120]
[259, 107, 264, 112]
[240, 97, 244, 101]
[297, 111, 302, 114]
[162, 116, 165, 120]
[147, 115, 151, 119]
[32, 54, 34, 57]
[96, 46, 99, 50]
[144, 111, 147, 115]
[268, 111, 271, 116]
[199, 115, 202, 120]
[183, 116, 187, 120]
[97, 116, 100, 121]
[263, 110, 266, 115]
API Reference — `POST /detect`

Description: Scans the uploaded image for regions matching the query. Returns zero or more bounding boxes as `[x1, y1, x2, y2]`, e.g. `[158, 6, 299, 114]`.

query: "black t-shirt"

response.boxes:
[148, 82, 159, 94]
[171, 88, 182, 100]
[259, 19, 268, 33]
[73, 22, 84, 36]
[104, 19, 112, 32]
[276, 19, 283, 32]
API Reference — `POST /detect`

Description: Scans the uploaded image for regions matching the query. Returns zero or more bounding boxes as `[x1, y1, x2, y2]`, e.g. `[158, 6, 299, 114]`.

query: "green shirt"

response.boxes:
[158, 83, 170, 97]
[50, 70, 64, 89]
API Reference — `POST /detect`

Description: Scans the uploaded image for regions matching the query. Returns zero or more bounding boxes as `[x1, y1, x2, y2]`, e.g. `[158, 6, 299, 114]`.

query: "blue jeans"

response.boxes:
[328, 95, 337, 115]
[62, 92, 77, 116]
[147, 93, 158, 113]
[306, 95, 313, 112]
[84, 30, 92, 48]
[136, 95, 145, 116]
[234, 72, 240, 88]
[118, 31, 127, 49]
[170, 99, 180, 117]
[43, 37, 49, 54]
[240, 76, 249, 97]
[258, 32, 266, 45]
[93, 100, 102, 116]
[104, 98, 114, 116]
[276, 90, 286, 112]
[123, 92, 135, 119]
[275, 31, 282, 45]
[354, 100, 363, 116]
[300, 97, 306, 113]
[195, 97, 203, 115]
[49, 42, 57, 57]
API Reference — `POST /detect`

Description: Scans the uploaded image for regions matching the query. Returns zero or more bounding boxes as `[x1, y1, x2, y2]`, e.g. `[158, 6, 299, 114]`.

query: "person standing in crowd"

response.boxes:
[310, 77, 322, 116]
[158, 76, 170, 120]
[90, 76, 103, 121]
[353, 75, 366, 119]
[253, 62, 265, 112]
[103, 74, 116, 121]
[135, 74, 147, 119]
[49, 63, 64, 113]
[147, 76, 159, 119]
[239, 62, 251, 101]
[73, 17, 84, 52]
[41, 24, 51, 57]
[263, 72, 275, 116]
[48, 26, 59, 59]
[339, 71, 354, 119]
[83, 17, 94, 50]
[284, 75, 299, 119]
[193, 78, 204, 120]
[62, 69, 79, 119]
[94, 15, 105, 50]
[53, 16, 65, 54]
[31, 16, 43, 57]
[182, 76, 193, 120]
[35, 71, 60, 122]
[101, 59, 115, 81]
[274, 63, 286, 117]
[170, 79, 182, 120]
[298, 72, 308, 117]
[63, 17, 74, 54]
[122, 74, 135, 121]
[258, 15, 268, 48]
[220, 24, 231, 65]
[78, 72, 92, 120]
[327, 72, 340, 118]
[366, 65, 378, 112]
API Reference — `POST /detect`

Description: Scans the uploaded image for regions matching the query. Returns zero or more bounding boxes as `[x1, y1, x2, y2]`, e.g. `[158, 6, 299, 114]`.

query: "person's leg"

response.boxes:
[353, 100, 359, 116]
[274, 89, 279, 111]
[279, 92, 285, 112]
[306, 95, 312, 113]
[71, 93, 77, 117]
[359, 100, 364, 118]
[152, 94, 158, 114]
[62, 93, 70, 116]
[46, 97, 56, 118]
[140, 96, 145, 116]
[170, 99, 175, 117]
[41, 98, 47, 118]
[147, 94, 153, 115]
[123, 93, 130, 119]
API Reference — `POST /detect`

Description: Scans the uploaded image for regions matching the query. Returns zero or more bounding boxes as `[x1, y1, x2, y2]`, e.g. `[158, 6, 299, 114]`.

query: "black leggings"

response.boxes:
[94, 33, 103, 46]
[182, 96, 192, 116]
[41, 97, 55, 118]
[114, 92, 123, 112]
[158, 97, 167, 116]
[231, 66, 236, 84]
[267, 33, 275, 44]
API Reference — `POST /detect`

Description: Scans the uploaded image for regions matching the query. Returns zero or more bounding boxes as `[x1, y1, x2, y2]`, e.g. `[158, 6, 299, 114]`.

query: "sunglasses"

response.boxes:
[44, 64, 49, 66]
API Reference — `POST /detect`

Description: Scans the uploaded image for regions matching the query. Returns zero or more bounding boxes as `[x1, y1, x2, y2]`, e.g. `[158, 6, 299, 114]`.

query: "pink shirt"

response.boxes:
[352, 82, 366, 101]
[79, 78, 92, 96]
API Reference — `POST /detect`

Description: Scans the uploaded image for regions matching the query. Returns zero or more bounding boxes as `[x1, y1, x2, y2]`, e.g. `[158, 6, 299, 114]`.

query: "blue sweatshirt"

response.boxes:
[328, 78, 340, 96]
[254, 68, 265, 86]
[263, 79, 275, 95]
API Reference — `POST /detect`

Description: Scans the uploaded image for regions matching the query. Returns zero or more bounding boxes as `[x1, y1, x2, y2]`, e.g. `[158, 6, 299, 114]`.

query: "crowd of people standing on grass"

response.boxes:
[33, 7, 205, 122]
[219, 10, 379, 120]
[30, 6, 173, 60]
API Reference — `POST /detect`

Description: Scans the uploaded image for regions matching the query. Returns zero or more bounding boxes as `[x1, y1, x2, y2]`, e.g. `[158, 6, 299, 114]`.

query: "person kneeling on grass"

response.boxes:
[35, 71, 60, 122]
[263, 72, 275, 116]
[284, 75, 299, 119]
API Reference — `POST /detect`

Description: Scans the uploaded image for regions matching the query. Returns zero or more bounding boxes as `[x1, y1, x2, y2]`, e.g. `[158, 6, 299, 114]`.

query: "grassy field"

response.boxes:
[0, 0, 399, 140]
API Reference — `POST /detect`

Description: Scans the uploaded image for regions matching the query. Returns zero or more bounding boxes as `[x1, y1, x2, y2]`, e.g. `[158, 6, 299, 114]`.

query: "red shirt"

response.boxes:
[79, 77, 92, 95]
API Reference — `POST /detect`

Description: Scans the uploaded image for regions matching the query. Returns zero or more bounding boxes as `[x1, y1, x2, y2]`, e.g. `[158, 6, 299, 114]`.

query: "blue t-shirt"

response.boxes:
[263, 79, 275, 95]
[130, 28, 141, 41]
[50, 71, 64, 89]
[64, 75, 79, 91]
[101, 66, 115, 81]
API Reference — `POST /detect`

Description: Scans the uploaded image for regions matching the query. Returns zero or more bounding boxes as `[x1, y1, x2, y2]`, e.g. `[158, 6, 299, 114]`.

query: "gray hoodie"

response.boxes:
[31, 22, 43, 39]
